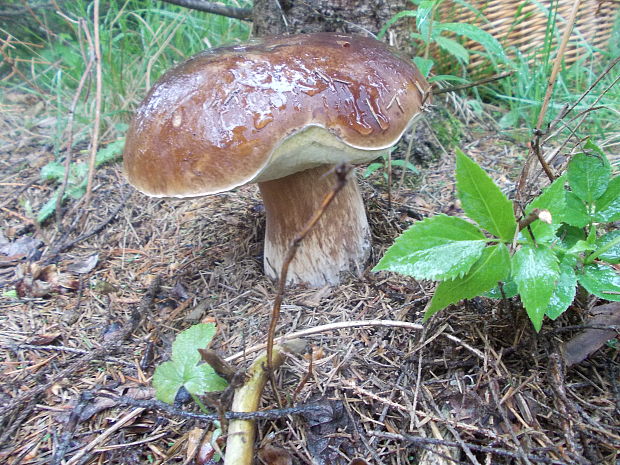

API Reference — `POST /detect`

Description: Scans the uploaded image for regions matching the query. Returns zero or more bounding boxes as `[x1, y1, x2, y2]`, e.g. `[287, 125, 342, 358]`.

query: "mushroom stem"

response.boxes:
[258, 164, 371, 286]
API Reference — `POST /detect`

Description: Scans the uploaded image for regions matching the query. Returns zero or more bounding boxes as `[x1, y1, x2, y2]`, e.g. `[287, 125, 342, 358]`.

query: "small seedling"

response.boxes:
[153, 323, 227, 405]
[375, 141, 620, 331]
[364, 149, 419, 180]
[38, 138, 125, 223]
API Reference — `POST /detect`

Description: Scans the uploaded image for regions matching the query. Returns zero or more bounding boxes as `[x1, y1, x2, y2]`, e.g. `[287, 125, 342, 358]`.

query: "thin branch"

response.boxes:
[266, 163, 352, 406]
[515, 0, 582, 206]
[159, 0, 252, 21]
[370, 431, 570, 465]
[55, 27, 94, 230]
[536, 0, 582, 130]
[108, 393, 326, 421]
[518, 208, 552, 231]
[431, 71, 514, 95]
[226, 319, 485, 363]
[83, 0, 102, 211]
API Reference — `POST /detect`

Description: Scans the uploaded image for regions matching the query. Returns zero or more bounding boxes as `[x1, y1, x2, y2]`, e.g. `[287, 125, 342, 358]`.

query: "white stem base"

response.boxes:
[258, 165, 371, 287]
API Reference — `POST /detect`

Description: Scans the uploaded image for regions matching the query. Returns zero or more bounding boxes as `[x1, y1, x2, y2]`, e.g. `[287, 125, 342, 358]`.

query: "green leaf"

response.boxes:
[428, 75, 470, 84]
[566, 240, 596, 255]
[498, 110, 519, 129]
[184, 364, 228, 396]
[594, 230, 620, 264]
[563, 191, 591, 227]
[436, 22, 505, 59]
[424, 244, 510, 320]
[373, 215, 487, 280]
[172, 323, 217, 368]
[37, 194, 58, 223]
[153, 323, 227, 404]
[415, 1, 435, 39]
[153, 361, 186, 404]
[484, 279, 518, 299]
[578, 263, 620, 301]
[95, 138, 125, 167]
[40, 162, 65, 182]
[512, 245, 560, 331]
[391, 159, 419, 173]
[520, 218, 558, 246]
[556, 224, 585, 250]
[567, 152, 610, 204]
[526, 175, 567, 224]
[434, 36, 470, 64]
[363, 163, 383, 178]
[377, 10, 419, 39]
[546, 255, 577, 320]
[455, 149, 517, 240]
[594, 176, 620, 223]
[413, 56, 434, 78]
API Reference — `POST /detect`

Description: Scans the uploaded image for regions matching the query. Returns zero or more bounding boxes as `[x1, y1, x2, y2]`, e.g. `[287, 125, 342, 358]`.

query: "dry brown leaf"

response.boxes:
[561, 301, 620, 366]
[257, 444, 293, 465]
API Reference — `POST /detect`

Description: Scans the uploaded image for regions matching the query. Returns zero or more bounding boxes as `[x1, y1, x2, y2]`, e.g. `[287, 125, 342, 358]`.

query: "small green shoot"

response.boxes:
[364, 149, 419, 181]
[375, 142, 620, 332]
[37, 138, 125, 223]
[153, 323, 228, 405]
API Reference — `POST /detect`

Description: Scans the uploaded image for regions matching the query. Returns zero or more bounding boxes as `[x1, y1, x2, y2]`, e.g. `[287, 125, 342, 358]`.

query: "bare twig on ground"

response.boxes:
[51, 391, 93, 465]
[159, 0, 252, 20]
[266, 163, 352, 406]
[0, 276, 161, 448]
[107, 393, 326, 422]
[65, 407, 145, 465]
[226, 319, 484, 363]
[370, 431, 571, 465]
[43, 188, 131, 264]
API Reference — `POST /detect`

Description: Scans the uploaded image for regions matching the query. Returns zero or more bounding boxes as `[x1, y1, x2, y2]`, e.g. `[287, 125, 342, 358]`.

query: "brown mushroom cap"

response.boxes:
[123, 32, 428, 197]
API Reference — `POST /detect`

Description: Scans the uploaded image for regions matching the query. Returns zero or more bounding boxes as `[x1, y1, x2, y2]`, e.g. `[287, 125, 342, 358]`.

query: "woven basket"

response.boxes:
[436, 0, 619, 72]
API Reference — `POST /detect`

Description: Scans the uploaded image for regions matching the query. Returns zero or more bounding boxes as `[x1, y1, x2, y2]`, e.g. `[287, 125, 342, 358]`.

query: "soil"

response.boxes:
[1, 92, 619, 465]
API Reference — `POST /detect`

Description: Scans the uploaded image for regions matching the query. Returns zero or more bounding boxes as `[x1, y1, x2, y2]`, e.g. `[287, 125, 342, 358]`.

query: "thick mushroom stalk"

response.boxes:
[259, 165, 370, 286]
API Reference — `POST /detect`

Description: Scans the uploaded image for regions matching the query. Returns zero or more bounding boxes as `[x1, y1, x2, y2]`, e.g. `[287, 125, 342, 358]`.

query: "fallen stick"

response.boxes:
[224, 340, 306, 465]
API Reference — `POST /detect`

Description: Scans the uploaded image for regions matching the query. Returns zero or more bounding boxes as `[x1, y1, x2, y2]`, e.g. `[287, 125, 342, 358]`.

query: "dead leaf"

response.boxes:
[561, 302, 620, 366]
[27, 333, 61, 345]
[0, 235, 43, 262]
[66, 253, 99, 274]
[15, 263, 79, 298]
[257, 444, 292, 465]
[300, 399, 354, 465]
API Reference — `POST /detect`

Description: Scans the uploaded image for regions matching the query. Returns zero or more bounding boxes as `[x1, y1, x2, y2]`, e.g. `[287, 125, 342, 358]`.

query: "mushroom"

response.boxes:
[123, 32, 429, 287]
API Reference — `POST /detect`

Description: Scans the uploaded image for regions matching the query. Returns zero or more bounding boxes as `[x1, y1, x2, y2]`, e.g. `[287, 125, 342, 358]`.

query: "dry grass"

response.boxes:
[1, 94, 619, 465]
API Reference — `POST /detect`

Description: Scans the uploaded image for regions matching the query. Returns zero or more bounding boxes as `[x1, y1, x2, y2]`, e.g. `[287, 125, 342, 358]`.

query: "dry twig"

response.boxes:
[266, 163, 352, 405]
[83, 0, 103, 211]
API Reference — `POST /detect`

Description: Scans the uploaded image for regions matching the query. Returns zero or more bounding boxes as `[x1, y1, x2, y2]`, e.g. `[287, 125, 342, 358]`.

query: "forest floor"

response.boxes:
[1, 92, 619, 465]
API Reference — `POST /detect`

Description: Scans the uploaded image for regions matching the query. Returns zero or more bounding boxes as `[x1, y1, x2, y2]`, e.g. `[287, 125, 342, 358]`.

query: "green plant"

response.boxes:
[152, 323, 227, 405]
[374, 142, 620, 331]
[378, 0, 506, 81]
[479, 1, 620, 135]
[37, 137, 125, 222]
[363, 149, 419, 180]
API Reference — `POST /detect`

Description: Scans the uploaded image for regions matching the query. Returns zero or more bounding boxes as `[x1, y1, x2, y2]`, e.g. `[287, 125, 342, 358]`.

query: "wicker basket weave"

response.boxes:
[436, 0, 619, 71]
